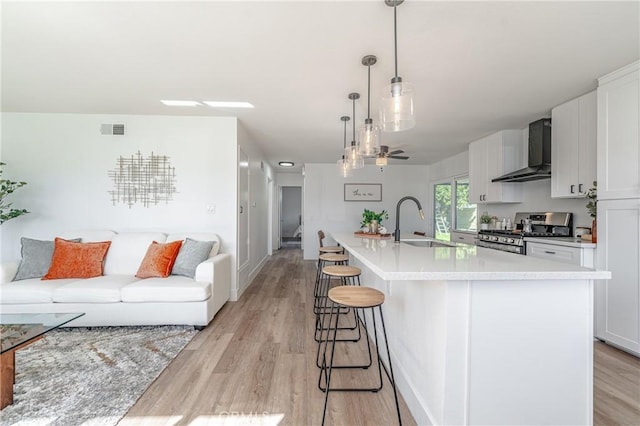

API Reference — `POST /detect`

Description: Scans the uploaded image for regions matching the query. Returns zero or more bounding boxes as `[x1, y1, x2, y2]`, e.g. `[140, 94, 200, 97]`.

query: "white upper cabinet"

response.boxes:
[597, 61, 640, 200]
[469, 130, 524, 204]
[551, 90, 597, 198]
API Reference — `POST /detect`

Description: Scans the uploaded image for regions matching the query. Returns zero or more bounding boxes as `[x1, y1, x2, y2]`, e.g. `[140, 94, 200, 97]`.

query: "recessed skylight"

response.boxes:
[203, 101, 254, 109]
[279, 161, 295, 167]
[161, 100, 202, 107]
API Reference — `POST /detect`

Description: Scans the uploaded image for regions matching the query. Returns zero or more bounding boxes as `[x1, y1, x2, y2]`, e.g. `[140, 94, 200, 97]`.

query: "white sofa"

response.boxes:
[0, 230, 231, 328]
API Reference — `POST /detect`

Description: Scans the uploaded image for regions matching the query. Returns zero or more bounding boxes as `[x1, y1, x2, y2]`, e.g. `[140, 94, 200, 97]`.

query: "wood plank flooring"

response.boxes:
[121, 248, 640, 426]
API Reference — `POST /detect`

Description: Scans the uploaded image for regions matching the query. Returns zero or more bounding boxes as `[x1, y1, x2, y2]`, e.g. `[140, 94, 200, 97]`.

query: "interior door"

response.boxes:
[280, 186, 302, 248]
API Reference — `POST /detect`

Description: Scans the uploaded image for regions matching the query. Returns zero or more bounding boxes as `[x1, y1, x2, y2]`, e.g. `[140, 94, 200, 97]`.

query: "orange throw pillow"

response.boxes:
[42, 238, 112, 280]
[135, 240, 183, 279]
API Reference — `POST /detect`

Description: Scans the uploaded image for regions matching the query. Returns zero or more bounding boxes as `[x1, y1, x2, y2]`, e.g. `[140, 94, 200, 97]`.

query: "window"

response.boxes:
[455, 178, 477, 233]
[434, 176, 477, 241]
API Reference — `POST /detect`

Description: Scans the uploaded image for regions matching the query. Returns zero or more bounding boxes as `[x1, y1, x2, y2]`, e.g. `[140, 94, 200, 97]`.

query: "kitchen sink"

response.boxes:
[402, 240, 454, 248]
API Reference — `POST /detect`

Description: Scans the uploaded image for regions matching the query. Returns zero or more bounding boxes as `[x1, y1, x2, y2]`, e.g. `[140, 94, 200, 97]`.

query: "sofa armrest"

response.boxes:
[195, 253, 231, 305]
[0, 261, 19, 284]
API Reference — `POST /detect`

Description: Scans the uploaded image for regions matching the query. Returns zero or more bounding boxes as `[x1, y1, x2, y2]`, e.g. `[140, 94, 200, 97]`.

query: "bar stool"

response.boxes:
[319, 286, 402, 426]
[314, 253, 349, 315]
[317, 230, 343, 255]
[314, 265, 363, 344]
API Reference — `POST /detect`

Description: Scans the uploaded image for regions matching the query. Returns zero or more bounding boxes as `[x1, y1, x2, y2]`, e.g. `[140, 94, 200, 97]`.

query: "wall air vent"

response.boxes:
[101, 124, 125, 135]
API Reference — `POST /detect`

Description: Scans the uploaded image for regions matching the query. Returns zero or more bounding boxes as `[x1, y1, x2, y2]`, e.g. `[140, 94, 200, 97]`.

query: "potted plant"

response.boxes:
[360, 209, 388, 234]
[479, 211, 492, 230]
[586, 181, 597, 243]
[0, 162, 29, 224]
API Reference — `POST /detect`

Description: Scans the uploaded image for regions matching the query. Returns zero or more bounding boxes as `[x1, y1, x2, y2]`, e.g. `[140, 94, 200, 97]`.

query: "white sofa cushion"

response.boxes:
[0, 278, 77, 303]
[167, 233, 220, 257]
[103, 232, 167, 275]
[121, 276, 211, 302]
[59, 230, 117, 243]
[52, 275, 140, 303]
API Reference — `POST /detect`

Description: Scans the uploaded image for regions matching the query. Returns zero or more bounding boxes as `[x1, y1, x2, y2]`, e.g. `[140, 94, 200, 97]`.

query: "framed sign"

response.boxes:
[344, 183, 382, 202]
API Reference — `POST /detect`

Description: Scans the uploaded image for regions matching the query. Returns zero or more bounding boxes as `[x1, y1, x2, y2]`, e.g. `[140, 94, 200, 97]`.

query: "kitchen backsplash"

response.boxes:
[482, 179, 594, 235]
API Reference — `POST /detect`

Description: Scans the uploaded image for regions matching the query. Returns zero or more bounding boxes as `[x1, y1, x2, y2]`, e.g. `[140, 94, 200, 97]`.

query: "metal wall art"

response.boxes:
[108, 151, 177, 208]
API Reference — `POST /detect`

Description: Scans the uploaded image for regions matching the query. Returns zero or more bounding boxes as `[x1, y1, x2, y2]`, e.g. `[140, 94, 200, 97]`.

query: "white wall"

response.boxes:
[303, 164, 429, 260]
[236, 123, 273, 298]
[1, 113, 238, 263]
[1, 113, 274, 301]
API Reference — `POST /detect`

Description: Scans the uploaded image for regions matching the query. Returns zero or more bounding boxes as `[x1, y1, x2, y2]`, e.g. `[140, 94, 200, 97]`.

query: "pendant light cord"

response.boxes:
[352, 97, 356, 142]
[343, 118, 348, 149]
[367, 65, 371, 120]
[393, 0, 399, 79]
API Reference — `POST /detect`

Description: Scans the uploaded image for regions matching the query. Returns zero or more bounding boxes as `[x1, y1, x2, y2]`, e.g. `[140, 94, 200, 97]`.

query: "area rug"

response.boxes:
[0, 325, 198, 426]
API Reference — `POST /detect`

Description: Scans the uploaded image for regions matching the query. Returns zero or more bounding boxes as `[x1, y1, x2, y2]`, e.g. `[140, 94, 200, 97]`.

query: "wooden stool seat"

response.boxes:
[328, 286, 384, 308]
[319, 253, 349, 262]
[319, 246, 343, 254]
[322, 265, 361, 278]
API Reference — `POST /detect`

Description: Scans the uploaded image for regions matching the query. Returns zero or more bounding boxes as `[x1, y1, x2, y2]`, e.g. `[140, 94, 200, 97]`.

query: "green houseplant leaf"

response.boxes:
[0, 162, 29, 224]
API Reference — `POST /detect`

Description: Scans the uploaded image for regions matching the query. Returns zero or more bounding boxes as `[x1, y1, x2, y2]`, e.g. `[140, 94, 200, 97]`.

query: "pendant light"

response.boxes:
[337, 116, 352, 178]
[358, 55, 381, 156]
[380, 0, 415, 132]
[345, 92, 364, 169]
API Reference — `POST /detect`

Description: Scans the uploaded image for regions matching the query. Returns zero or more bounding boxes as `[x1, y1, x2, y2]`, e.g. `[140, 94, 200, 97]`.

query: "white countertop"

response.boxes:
[331, 232, 610, 281]
[524, 236, 597, 248]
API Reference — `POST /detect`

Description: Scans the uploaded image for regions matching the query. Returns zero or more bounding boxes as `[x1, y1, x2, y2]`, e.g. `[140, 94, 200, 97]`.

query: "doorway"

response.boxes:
[280, 186, 302, 248]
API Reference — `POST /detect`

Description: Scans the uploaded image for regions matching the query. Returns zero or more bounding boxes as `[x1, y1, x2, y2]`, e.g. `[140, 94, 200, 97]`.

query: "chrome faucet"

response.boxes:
[393, 196, 425, 243]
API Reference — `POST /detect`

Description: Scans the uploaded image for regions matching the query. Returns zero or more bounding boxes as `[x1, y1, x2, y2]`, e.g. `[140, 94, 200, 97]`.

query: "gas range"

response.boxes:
[477, 212, 573, 255]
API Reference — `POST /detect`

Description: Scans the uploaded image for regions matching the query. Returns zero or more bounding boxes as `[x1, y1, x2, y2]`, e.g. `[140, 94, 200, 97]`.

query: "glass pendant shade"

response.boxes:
[376, 156, 388, 167]
[381, 80, 415, 132]
[358, 119, 381, 156]
[337, 156, 352, 177]
[345, 143, 364, 169]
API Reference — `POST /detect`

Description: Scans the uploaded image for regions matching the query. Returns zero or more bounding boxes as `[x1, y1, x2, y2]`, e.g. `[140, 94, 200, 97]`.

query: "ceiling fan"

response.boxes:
[374, 145, 409, 166]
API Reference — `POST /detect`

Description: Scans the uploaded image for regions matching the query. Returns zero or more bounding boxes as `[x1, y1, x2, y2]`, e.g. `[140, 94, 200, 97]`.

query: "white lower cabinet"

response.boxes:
[595, 199, 640, 356]
[526, 241, 594, 267]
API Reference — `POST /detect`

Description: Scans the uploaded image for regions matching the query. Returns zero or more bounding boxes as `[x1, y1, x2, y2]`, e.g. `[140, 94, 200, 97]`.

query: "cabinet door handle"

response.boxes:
[458, 236, 464, 240]
[570, 184, 575, 194]
[544, 250, 556, 255]
[578, 183, 583, 193]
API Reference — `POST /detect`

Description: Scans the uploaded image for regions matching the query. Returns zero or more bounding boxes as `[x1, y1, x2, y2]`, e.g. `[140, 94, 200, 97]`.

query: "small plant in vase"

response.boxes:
[479, 212, 492, 230]
[360, 209, 388, 234]
[586, 181, 597, 243]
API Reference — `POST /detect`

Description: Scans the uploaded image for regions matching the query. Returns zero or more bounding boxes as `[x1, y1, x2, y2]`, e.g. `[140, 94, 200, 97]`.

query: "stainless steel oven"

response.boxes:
[477, 212, 573, 255]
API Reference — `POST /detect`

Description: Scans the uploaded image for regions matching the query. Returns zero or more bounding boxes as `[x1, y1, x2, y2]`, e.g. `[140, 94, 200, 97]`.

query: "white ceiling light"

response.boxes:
[380, 0, 415, 132]
[278, 161, 294, 167]
[203, 101, 254, 109]
[161, 100, 202, 107]
[359, 55, 381, 156]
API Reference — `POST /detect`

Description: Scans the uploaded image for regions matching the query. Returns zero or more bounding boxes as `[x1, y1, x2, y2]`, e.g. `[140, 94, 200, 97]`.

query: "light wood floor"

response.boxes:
[121, 248, 640, 426]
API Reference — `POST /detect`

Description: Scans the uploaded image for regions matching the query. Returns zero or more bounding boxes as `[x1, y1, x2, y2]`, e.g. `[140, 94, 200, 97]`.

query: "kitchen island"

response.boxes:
[331, 232, 610, 426]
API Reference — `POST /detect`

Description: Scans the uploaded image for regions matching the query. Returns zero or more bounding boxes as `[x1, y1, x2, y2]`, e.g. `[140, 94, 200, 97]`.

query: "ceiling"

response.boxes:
[2, 1, 639, 173]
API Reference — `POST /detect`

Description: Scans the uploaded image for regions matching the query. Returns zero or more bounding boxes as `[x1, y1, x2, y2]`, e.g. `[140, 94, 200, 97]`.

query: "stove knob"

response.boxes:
[491, 236, 498, 242]
[508, 238, 515, 244]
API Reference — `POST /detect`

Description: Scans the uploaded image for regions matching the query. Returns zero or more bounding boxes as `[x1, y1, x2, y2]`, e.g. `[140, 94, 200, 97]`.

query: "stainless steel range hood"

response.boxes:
[492, 118, 551, 183]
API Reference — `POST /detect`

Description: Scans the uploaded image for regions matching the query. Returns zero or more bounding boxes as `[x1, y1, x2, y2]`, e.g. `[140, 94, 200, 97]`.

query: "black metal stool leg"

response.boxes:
[378, 306, 403, 425]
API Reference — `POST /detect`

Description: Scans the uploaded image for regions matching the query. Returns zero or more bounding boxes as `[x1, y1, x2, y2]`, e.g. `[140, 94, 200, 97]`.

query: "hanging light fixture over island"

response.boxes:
[380, 0, 415, 132]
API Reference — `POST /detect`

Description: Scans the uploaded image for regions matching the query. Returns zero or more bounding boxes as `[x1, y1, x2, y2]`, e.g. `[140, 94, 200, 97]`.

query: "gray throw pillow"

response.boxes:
[171, 238, 215, 279]
[13, 237, 79, 281]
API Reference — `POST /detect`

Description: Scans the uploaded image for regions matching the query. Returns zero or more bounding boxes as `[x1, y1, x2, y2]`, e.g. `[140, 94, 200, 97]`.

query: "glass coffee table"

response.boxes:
[0, 312, 84, 409]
